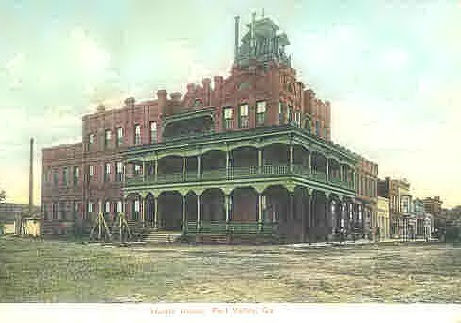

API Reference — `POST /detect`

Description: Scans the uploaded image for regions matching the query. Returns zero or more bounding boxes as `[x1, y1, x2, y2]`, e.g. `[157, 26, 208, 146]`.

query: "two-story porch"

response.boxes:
[122, 125, 365, 243]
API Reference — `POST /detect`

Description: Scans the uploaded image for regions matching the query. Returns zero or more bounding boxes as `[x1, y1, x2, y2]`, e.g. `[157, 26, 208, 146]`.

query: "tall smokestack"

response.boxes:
[251, 11, 256, 57]
[234, 16, 240, 64]
[29, 137, 33, 213]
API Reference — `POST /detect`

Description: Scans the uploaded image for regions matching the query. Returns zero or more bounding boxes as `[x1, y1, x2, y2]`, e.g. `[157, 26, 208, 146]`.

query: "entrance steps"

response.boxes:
[200, 234, 229, 244]
[144, 230, 182, 244]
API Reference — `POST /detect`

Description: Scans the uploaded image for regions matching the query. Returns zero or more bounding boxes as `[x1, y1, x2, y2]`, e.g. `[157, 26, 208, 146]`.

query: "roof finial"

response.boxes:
[262, 8, 265, 18]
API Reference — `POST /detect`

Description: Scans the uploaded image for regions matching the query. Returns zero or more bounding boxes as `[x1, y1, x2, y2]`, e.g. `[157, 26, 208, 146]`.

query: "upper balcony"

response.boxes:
[125, 163, 355, 192]
[122, 125, 358, 196]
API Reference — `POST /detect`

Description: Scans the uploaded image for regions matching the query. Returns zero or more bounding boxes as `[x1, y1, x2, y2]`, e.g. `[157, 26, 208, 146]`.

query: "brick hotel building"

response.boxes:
[41, 13, 378, 243]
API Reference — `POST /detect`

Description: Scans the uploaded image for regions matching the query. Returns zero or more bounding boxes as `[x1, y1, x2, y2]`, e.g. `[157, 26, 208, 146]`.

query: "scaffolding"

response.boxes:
[89, 212, 132, 244]
[89, 211, 112, 242]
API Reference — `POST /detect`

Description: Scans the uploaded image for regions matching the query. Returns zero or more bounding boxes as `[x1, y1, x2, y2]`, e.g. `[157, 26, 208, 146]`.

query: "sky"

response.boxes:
[0, 0, 460, 208]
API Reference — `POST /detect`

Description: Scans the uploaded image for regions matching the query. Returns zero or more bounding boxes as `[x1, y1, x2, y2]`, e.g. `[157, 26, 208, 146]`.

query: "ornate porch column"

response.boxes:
[182, 195, 186, 233]
[301, 190, 306, 242]
[154, 159, 158, 182]
[326, 158, 330, 182]
[154, 196, 158, 230]
[182, 157, 186, 181]
[306, 192, 312, 244]
[258, 193, 263, 231]
[197, 155, 202, 180]
[258, 148, 263, 174]
[197, 193, 202, 230]
[226, 150, 230, 178]
[324, 196, 330, 242]
[339, 200, 344, 230]
[289, 144, 294, 173]
[142, 161, 146, 182]
[352, 170, 356, 190]
[308, 152, 312, 175]
[225, 194, 231, 223]
[141, 196, 146, 227]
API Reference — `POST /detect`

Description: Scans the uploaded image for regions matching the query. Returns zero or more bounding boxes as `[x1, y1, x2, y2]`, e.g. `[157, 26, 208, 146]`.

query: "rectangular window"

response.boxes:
[315, 120, 321, 137]
[59, 202, 65, 220]
[88, 202, 93, 214]
[150, 121, 157, 144]
[105, 201, 110, 214]
[73, 203, 78, 219]
[256, 101, 266, 126]
[53, 170, 59, 186]
[287, 105, 293, 123]
[43, 205, 48, 220]
[278, 102, 284, 124]
[88, 133, 94, 149]
[134, 164, 141, 175]
[105, 129, 112, 148]
[105, 163, 111, 181]
[47, 169, 51, 183]
[223, 107, 234, 129]
[116, 127, 123, 146]
[117, 201, 123, 213]
[73, 166, 79, 186]
[52, 203, 58, 220]
[62, 167, 68, 186]
[116, 162, 123, 181]
[134, 125, 141, 145]
[294, 111, 301, 127]
[89, 165, 95, 178]
[239, 104, 249, 128]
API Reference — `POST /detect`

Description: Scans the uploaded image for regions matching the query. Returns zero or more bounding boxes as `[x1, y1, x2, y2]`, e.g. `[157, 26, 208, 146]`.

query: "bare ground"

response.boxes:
[0, 236, 460, 302]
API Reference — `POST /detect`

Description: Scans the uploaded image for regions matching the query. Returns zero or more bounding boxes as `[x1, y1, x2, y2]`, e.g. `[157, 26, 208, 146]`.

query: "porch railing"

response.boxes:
[126, 165, 355, 191]
[184, 220, 277, 234]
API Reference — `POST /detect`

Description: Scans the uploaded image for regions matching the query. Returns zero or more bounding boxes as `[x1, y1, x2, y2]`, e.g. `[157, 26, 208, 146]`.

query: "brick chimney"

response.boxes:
[169, 92, 182, 101]
[214, 76, 223, 90]
[186, 83, 196, 93]
[124, 97, 135, 108]
[202, 78, 211, 105]
[157, 90, 168, 114]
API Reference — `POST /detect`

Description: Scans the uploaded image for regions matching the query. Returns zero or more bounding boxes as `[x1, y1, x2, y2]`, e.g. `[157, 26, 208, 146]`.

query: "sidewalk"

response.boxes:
[288, 237, 436, 248]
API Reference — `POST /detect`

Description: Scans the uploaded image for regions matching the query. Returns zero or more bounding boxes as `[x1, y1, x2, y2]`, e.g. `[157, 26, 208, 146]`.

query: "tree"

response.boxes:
[0, 190, 5, 203]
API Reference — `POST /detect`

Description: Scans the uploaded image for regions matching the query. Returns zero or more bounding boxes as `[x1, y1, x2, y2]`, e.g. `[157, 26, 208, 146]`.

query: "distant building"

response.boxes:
[377, 177, 410, 237]
[0, 203, 40, 234]
[423, 196, 443, 217]
[412, 198, 432, 239]
[376, 196, 390, 239]
[355, 157, 378, 238]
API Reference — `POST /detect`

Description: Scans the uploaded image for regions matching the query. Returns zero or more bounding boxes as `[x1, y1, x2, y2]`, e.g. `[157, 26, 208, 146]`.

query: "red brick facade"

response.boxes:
[41, 15, 334, 235]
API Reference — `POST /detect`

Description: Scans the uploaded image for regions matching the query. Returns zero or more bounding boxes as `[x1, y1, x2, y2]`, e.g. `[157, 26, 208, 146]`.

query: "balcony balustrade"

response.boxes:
[125, 164, 355, 190]
[184, 220, 276, 234]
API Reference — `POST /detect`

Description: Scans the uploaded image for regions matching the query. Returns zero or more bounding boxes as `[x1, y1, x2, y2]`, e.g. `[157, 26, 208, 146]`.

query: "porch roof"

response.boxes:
[123, 125, 359, 164]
